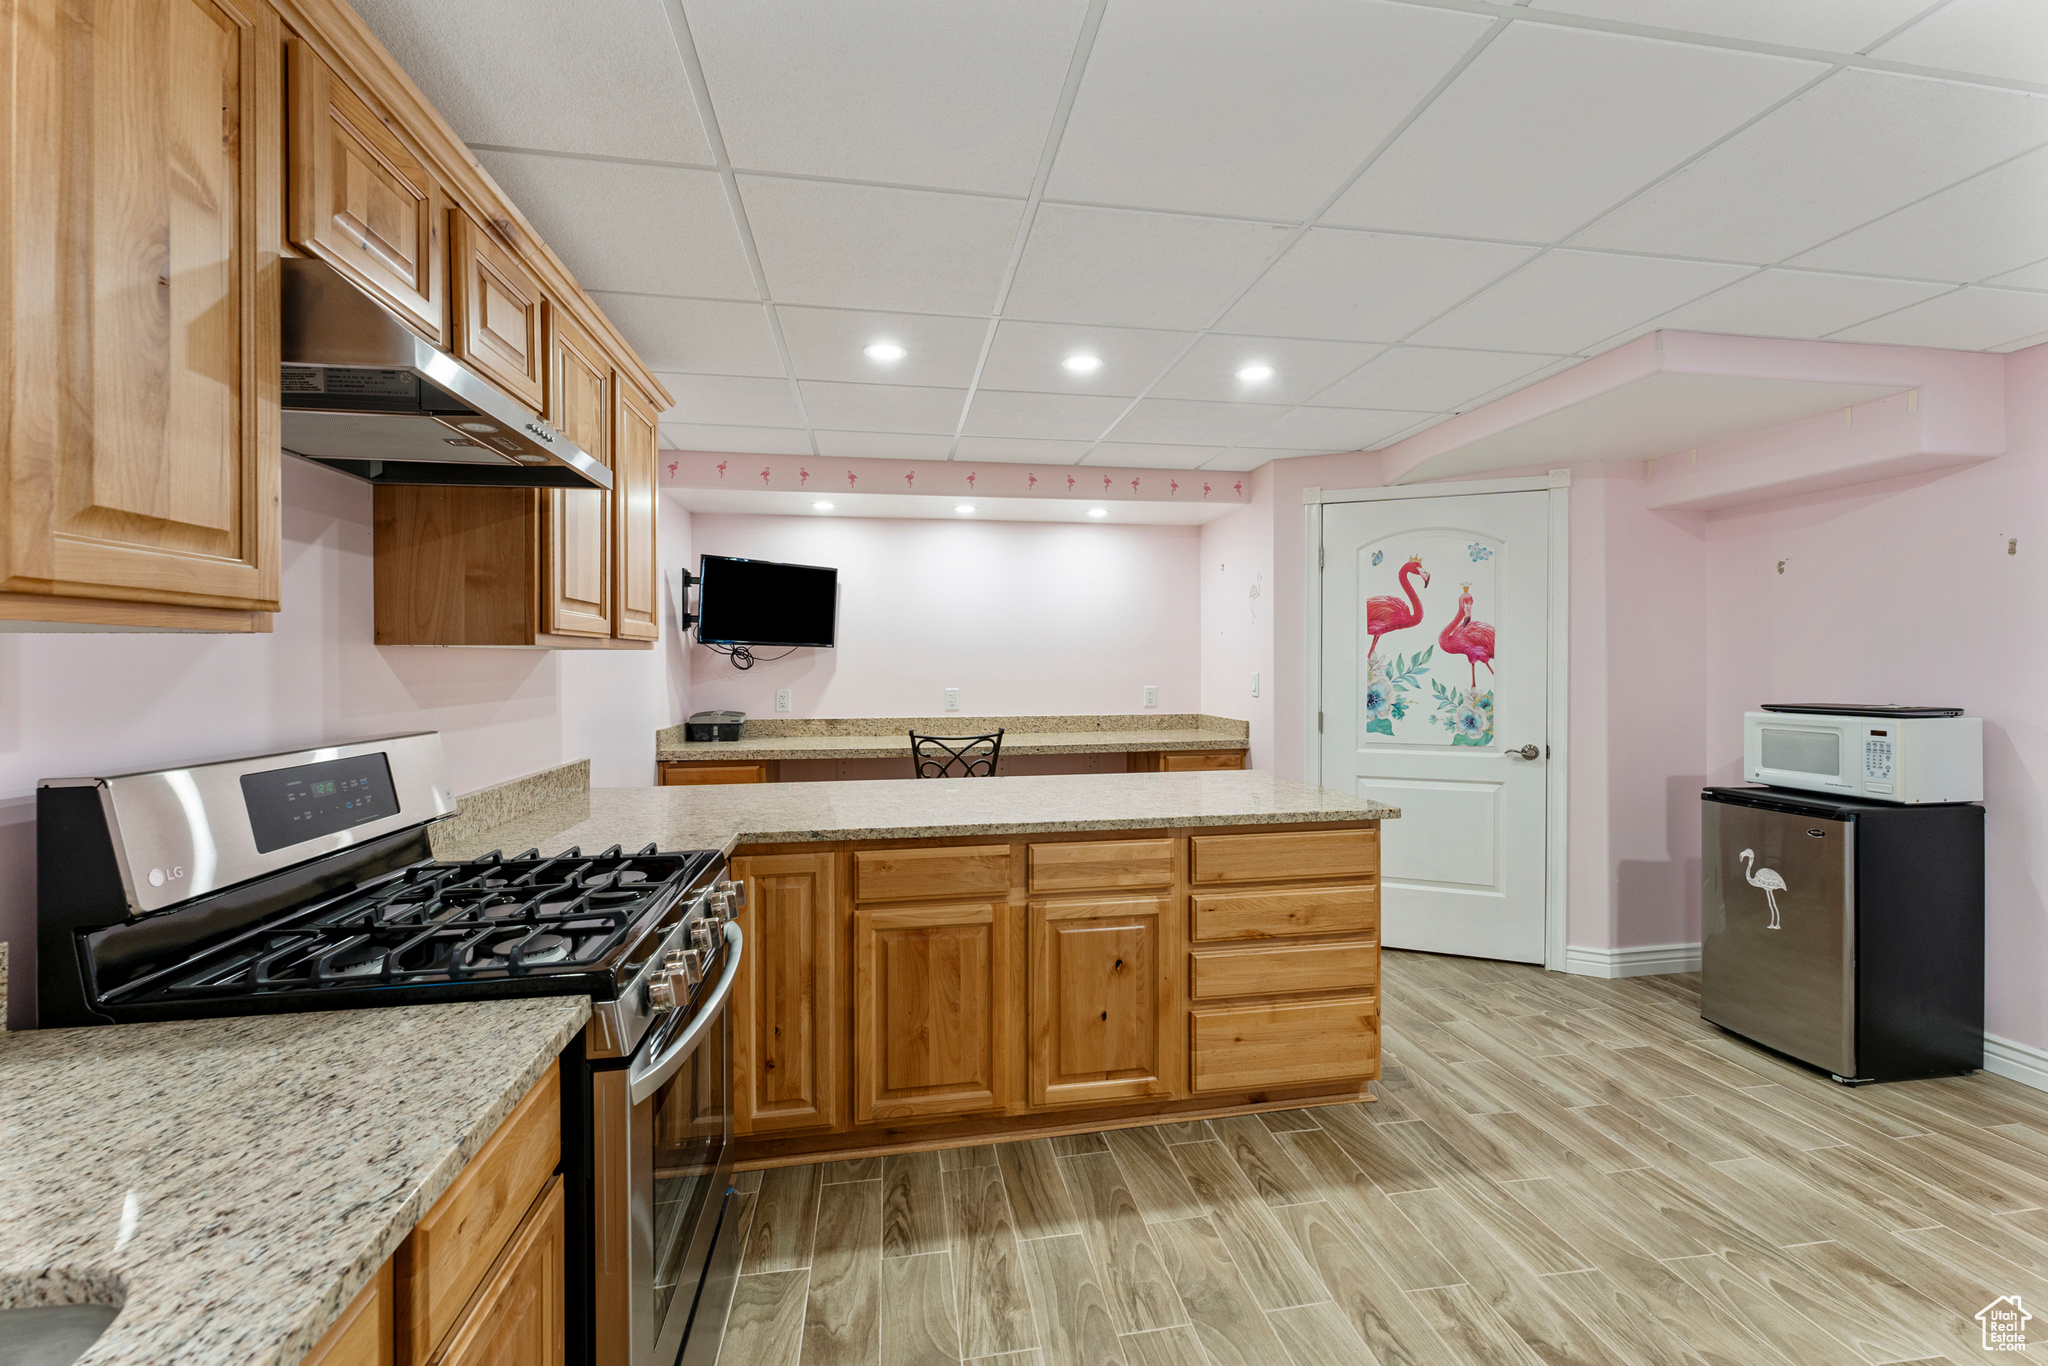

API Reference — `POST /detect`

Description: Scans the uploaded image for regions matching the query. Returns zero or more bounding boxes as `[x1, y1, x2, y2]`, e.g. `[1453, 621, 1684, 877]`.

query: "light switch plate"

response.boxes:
[944, 687, 960, 712]
[1251, 672, 1260, 698]
[775, 689, 791, 712]
[1144, 684, 1158, 708]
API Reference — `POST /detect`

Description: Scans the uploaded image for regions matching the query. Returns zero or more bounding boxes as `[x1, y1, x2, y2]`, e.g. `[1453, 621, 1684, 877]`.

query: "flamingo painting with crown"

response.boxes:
[1366, 555, 1429, 660]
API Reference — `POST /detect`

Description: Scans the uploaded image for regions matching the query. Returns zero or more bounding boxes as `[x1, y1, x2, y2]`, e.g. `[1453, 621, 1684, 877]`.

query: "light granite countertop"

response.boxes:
[435, 770, 1396, 861]
[0, 998, 589, 1366]
[656, 712, 1250, 763]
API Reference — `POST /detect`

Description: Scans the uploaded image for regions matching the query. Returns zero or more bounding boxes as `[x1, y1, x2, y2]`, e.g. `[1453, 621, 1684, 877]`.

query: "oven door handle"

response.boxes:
[629, 919, 743, 1106]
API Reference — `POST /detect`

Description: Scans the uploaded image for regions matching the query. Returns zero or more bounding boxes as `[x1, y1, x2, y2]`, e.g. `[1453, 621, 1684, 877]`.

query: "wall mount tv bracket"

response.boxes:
[675, 569, 700, 631]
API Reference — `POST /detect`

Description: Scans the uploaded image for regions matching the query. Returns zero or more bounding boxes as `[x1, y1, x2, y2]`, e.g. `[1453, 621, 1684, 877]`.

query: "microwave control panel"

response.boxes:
[1864, 729, 1895, 781]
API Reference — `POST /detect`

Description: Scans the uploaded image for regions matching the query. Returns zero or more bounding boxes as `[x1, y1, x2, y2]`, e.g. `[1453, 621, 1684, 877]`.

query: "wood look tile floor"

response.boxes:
[713, 950, 2048, 1366]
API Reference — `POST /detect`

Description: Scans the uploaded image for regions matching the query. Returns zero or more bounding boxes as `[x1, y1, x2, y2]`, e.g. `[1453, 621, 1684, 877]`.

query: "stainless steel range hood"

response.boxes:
[280, 258, 611, 491]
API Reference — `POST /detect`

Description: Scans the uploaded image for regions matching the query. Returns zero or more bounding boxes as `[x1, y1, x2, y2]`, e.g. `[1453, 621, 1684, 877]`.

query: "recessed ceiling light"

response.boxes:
[812, 501, 835, 511]
[1062, 354, 1102, 373]
[954, 504, 976, 515]
[1087, 507, 1108, 518]
[1236, 363, 1275, 382]
[863, 342, 907, 361]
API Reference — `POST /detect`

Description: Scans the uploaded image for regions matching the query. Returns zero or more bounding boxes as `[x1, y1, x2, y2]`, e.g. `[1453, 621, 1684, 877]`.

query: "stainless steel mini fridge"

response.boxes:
[1701, 786, 1983, 1084]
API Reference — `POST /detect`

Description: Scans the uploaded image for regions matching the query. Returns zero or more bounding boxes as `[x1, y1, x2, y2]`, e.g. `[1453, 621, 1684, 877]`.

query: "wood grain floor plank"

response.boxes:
[736, 1168, 764, 1193]
[1018, 1233, 1123, 1366]
[1775, 1238, 1981, 1364]
[1310, 1111, 1441, 1195]
[999, 1139, 1082, 1241]
[1266, 1299, 1384, 1366]
[824, 1157, 883, 1183]
[945, 1163, 1039, 1359]
[1536, 1268, 1716, 1366]
[1052, 1133, 1109, 1157]
[804, 1180, 882, 1366]
[1101, 1125, 1206, 1224]
[1660, 1254, 1867, 1366]
[881, 1251, 961, 1366]
[1278, 1199, 1465, 1366]
[885, 1151, 950, 1259]
[1149, 1215, 1294, 1366]
[1210, 1114, 1320, 1207]
[1170, 1140, 1327, 1310]
[1274, 1128, 1465, 1293]
[745, 1164, 824, 1275]
[1659, 1089, 1841, 1156]
[1404, 1284, 1546, 1366]
[723, 1270, 810, 1366]
[1059, 1150, 1188, 1336]
[1374, 1125, 1593, 1277]
[1147, 1120, 1217, 1145]
[964, 1353, 1044, 1366]
[1117, 1326, 1205, 1366]
[942, 1144, 1001, 1171]
[1258, 1108, 1323, 1133]
[1891, 1132, 2048, 1214]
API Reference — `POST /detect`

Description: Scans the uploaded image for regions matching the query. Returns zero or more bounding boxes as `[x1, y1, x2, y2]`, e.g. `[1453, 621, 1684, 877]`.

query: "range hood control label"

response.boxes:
[280, 366, 416, 398]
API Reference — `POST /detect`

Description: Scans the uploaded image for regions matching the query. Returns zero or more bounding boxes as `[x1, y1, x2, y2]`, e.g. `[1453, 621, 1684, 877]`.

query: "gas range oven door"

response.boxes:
[592, 919, 743, 1366]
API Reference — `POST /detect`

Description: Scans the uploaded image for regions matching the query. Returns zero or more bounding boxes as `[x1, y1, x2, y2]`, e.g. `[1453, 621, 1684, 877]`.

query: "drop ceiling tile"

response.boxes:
[688, 0, 1086, 194]
[1217, 229, 1536, 343]
[1646, 269, 1951, 338]
[1873, 0, 2048, 87]
[347, 0, 712, 162]
[1987, 258, 2048, 289]
[651, 374, 805, 427]
[977, 321, 1194, 397]
[1313, 347, 1560, 412]
[1409, 249, 1749, 352]
[1792, 145, 2048, 284]
[1995, 329, 2048, 353]
[1243, 406, 1435, 452]
[1107, 398, 1293, 446]
[1326, 23, 1819, 243]
[741, 177, 1022, 315]
[953, 435, 1096, 464]
[812, 431, 958, 459]
[1526, 0, 1933, 51]
[961, 390, 1131, 442]
[777, 307, 991, 388]
[476, 152, 752, 299]
[1829, 286, 2048, 349]
[588, 294, 783, 376]
[1082, 444, 1227, 470]
[797, 381, 966, 434]
[1046, 0, 1489, 219]
[658, 424, 812, 455]
[1004, 205, 1290, 331]
[1574, 69, 2048, 263]
[1149, 336, 1383, 405]
[1203, 448, 1313, 472]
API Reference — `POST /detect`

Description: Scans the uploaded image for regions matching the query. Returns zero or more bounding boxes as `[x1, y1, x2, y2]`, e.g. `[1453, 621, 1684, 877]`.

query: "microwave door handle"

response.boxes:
[629, 919, 743, 1106]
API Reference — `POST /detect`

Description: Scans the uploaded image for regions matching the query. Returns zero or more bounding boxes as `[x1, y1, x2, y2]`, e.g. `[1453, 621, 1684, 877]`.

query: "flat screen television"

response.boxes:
[695, 554, 838, 648]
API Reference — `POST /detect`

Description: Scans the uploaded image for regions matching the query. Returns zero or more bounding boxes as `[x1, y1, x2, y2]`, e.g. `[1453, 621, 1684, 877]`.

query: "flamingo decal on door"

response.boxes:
[1739, 849, 1787, 929]
[1366, 555, 1429, 660]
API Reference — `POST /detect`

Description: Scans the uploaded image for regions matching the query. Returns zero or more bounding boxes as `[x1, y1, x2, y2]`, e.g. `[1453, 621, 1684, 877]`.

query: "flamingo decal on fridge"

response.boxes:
[1739, 849, 1788, 929]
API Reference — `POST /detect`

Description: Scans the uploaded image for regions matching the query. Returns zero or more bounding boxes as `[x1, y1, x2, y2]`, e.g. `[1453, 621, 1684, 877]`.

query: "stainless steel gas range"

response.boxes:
[36, 732, 744, 1366]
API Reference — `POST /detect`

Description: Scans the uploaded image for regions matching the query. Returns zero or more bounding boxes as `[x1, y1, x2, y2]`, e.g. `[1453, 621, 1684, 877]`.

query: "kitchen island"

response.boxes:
[438, 770, 1396, 1166]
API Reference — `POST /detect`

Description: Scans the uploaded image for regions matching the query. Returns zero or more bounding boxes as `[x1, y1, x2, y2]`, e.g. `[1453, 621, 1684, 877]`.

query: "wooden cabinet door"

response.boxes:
[287, 41, 445, 343]
[611, 375, 661, 641]
[432, 1176, 565, 1366]
[853, 901, 1013, 1122]
[450, 211, 544, 412]
[301, 1259, 394, 1366]
[541, 307, 609, 637]
[731, 853, 840, 1134]
[1029, 897, 1173, 1107]
[1, 0, 281, 613]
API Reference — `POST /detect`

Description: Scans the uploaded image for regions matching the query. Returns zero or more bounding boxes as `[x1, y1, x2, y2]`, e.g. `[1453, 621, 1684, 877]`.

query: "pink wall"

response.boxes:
[0, 458, 681, 1027]
[1198, 466, 1276, 770]
[679, 513, 1202, 720]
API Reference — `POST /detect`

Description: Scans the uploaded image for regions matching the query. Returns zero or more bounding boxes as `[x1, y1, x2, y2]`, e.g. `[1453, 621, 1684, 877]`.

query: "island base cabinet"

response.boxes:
[1189, 998, 1379, 1094]
[731, 852, 840, 1134]
[300, 1260, 394, 1366]
[853, 902, 1013, 1123]
[1028, 897, 1174, 1107]
[430, 1175, 565, 1366]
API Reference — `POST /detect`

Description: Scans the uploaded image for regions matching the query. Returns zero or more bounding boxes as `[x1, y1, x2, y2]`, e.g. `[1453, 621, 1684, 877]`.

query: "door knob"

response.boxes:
[1508, 744, 1540, 760]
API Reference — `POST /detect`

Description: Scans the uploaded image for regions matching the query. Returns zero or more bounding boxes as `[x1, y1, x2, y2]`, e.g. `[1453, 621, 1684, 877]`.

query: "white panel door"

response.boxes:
[1320, 491, 1550, 962]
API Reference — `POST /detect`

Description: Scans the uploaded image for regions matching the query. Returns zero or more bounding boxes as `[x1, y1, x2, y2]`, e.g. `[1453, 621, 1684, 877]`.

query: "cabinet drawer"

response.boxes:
[1191, 941, 1378, 1001]
[395, 1068, 560, 1366]
[1190, 998, 1379, 1094]
[1029, 839, 1175, 893]
[1190, 828, 1377, 886]
[661, 762, 769, 786]
[1160, 749, 1245, 771]
[1191, 884, 1377, 943]
[855, 845, 1012, 903]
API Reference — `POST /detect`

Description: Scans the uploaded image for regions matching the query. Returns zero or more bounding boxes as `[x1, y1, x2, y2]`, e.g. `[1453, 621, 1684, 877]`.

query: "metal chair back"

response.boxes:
[909, 728, 1005, 779]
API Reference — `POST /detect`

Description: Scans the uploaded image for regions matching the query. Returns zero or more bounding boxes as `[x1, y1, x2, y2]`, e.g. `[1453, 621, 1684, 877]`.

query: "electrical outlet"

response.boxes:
[1144, 684, 1158, 708]
[775, 688, 792, 713]
[1251, 672, 1260, 698]
[944, 687, 960, 712]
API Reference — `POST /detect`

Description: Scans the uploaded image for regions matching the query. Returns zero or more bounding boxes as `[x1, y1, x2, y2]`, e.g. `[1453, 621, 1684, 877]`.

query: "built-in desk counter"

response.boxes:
[655, 713, 1249, 784]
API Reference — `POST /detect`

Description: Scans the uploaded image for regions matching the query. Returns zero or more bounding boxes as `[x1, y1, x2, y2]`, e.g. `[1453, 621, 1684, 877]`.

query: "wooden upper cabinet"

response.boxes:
[287, 40, 445, 344]
[451, 211, 545, 412]
[0, 0, 282, 624]
[542, 307, 609, 638]
[612, 375, 661, 641]
[731, 853, 841, 1134]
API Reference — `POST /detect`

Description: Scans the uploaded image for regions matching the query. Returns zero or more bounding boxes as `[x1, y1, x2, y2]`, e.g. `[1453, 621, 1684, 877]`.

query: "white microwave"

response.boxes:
[1743, 708, 1982, 804]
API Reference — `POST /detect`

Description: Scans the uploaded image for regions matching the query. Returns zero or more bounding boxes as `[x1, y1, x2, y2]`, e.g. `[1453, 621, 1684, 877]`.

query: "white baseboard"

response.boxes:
[1563, 942, 1702, 979]
[1985, 1032, 2048, 1095]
